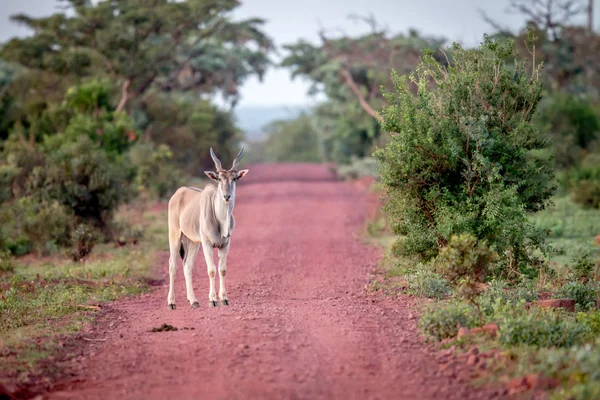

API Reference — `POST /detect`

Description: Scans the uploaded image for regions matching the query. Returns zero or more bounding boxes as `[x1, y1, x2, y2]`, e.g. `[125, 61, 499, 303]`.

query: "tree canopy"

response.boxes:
[1, 0, 274, 111]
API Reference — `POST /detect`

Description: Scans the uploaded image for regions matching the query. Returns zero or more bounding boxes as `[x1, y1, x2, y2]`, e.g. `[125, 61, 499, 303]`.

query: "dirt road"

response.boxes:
[45, 164, 501, 400]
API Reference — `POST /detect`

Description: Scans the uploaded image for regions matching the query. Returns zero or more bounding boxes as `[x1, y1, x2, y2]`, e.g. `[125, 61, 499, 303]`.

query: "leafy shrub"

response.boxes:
[555, 281, 599, 311]
[570, 251, 597, 281]
[336, 156, 379, 180]
[534, 93, 600, 170]
[260, 112, 322, 162]
[15, 197, 72, 255]
[572, 180, 600, 210]
[577, 311, 600, 335]
[127, 141, 183, 200]
[497, 307, 591, 347]
[0, 249, 14, 273]
[568, 153, 600, 209]
[374, 36, 555, 270]
[479, 279, 539, 316]
[534, 339, 600, 400]
[110, 219, 144, 246]
[31, 135, 133, 234]
[69, 223, 97, 262]
[436, 234, 497, 321]
[405, 267, 453, 299]
[419, 301, 478, 340]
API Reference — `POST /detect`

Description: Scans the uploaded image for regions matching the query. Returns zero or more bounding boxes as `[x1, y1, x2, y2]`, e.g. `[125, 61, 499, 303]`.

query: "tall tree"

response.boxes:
[0, 0, 274, 111]
[280, 19, 447, 163]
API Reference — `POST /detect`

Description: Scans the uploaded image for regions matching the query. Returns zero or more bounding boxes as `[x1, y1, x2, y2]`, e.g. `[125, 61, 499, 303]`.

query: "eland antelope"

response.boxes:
[167, 147, 249, 309]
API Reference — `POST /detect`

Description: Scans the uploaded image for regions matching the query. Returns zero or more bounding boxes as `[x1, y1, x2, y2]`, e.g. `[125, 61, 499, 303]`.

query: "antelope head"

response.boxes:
[204, 147, 249, 204]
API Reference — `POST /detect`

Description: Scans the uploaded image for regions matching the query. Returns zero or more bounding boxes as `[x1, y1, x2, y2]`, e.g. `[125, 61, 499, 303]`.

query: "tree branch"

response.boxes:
[115, 79, 130, 112]
[339, 68, 383, 123]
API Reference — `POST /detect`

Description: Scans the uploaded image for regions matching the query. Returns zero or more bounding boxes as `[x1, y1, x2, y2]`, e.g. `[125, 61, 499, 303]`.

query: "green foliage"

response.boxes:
[497, 306, 591, 347]
[30, 134, 132, 232]
[260, 112, 322, 162]
[0, 0, 274, 107]
[530, 195, 600, 269]
[577, 311, 600, 335]
[437, 234, 497, 292]
[534, 93, 600, 169]
[127, 141, 183, 200]
[419, 300, 478, 340]
[69, 223, 98, 262]
[555, 281, 599, 311]
[375, 37, 555, 273]
[13, 197, 72, 255]
[436, 234, 498, 322]
[281, 26, 446, 165]
[0, 250, 14, 274]
[479, 279, 539, 312]
[141, 94, 241, 174]
[405, 267, 453, 299]
[335, 156, 379, 180]
[534, 339, 600, 400]
[570, 251, 597, 282]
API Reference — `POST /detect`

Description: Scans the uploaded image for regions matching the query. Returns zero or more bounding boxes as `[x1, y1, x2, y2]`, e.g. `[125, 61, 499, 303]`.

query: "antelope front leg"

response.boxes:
[183, 242, 200, 308]
[201, 241, 218, 307]
[218, 242, 230, 306]
[167, 232, 181, 310]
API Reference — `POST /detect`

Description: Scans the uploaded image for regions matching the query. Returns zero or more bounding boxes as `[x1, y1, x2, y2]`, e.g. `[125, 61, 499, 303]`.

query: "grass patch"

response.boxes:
[369, 194, 600, 398]
[0, 204, 167, 379]
[531, 195, 600, 269]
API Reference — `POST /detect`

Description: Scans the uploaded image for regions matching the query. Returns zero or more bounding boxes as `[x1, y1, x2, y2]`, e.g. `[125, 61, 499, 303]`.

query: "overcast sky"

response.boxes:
[1, 0, 598, 107]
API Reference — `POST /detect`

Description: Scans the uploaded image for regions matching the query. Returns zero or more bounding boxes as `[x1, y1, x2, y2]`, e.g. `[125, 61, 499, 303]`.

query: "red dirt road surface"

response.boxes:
[45, 164, 502, 400]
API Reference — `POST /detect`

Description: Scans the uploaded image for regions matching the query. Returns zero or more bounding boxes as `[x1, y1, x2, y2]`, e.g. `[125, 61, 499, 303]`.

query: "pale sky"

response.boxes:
[1, 0, 598, 107]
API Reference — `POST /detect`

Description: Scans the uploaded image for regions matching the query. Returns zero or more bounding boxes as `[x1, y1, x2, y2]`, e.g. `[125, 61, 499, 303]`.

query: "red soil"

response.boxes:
[36, 164, 502, 400]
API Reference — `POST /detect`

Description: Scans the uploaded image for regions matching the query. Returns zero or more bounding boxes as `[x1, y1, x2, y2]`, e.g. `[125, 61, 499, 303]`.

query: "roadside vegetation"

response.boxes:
[364, 22, 600, 400]
[0, 205, 168, 386]
[0, 0, 273, 390]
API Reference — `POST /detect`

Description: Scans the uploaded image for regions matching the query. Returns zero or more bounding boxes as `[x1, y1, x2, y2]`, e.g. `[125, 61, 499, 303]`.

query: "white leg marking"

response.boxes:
[218, 242, 230, 303]
[183, 241, 200, 306]
[201, 241, 218, 304]
[167, 233, 181, 308]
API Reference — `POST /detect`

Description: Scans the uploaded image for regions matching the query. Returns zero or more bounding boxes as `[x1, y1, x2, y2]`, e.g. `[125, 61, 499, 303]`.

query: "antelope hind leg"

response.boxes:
[201, 241, 218, 307]
[218, 242, 230, 305]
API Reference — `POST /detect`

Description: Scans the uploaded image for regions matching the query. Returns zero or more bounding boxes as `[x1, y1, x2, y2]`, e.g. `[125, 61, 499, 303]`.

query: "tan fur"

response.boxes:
[166, 147, 249, 308]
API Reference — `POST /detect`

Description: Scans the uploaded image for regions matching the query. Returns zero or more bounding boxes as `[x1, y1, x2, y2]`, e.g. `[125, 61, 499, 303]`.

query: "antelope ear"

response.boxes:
[236, 169, 249, 180]
[204, 171, 219, 181]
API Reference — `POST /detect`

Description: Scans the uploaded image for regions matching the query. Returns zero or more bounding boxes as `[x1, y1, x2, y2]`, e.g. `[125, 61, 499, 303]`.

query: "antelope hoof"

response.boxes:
[209, 301, 218, 307]
[221, 299, 229, 306]
[191, 301, 199, 309]
[168, 304, 176, 310]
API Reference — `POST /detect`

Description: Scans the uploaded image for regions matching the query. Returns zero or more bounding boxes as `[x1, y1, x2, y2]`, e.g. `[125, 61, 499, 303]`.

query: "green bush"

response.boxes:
[405, 267, 453, 299]
[31, 135, 133, 233]
[534, 93, 600, 170]
[479, 279, 539, 315]
[534, 339, 600, 400]
[570, 251, 597, 281]
[572, 180, 600, 210]
[69, 223, 97, 262]
[499, 311, 590, 348]
[336, 156, 379, 180]
[374, 36, 555, 271]
[127, 141, 183, 200]
[555, 281, 599, 311]
[577, 311, 600, 335]
[0, 249, 14, 273]
[15, 197, 72, 255]
[418, 301, 478, 340]
[436, 234, 497, 321]
[261, 112, 322, 163]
